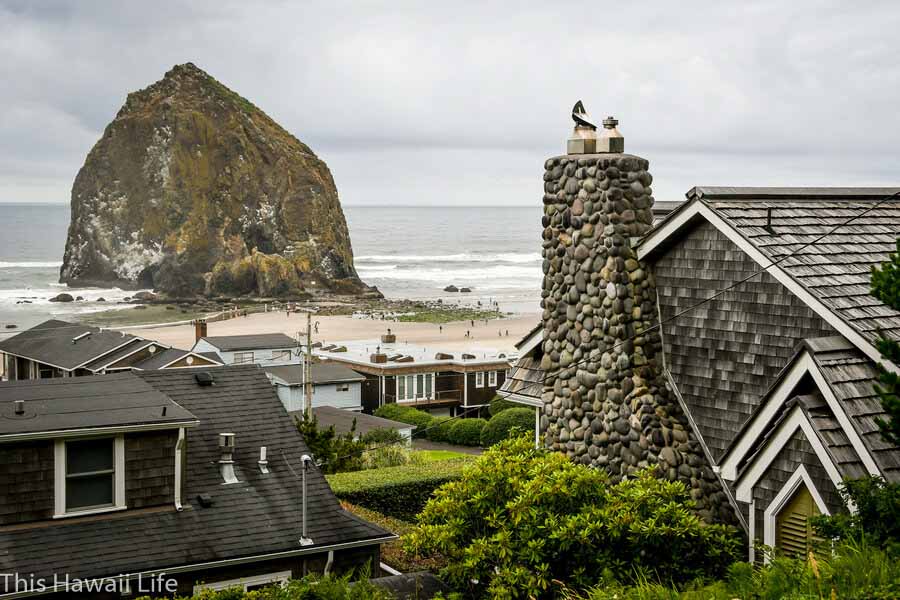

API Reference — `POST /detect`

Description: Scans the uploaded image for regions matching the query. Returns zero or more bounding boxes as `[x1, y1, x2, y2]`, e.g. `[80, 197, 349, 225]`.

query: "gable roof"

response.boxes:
[0, 366, 392, 592]
[131, 348, 224, 370]
[307, 405, 411, 437]
[265, 363, 366, 386]
[199, 333, 297, 352]
[0, 319, 142, 371]
[0, 372, 198, 440]
[81, 339, 166, 371]
[638, 187, 900, 369]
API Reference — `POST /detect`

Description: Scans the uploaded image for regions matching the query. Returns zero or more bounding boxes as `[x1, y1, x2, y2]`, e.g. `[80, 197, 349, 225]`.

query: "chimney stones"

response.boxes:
[540, 106, 733, 523]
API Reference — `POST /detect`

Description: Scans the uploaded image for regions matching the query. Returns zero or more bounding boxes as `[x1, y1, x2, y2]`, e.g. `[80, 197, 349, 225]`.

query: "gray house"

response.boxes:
[264, 362, 366, 412]
[502, 182, 900, 555]
[0, 366, 392, 597]
[192, 333, 299, 366]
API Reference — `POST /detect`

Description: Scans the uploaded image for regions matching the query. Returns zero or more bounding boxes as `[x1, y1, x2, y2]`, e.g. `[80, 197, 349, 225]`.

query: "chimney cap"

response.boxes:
[603, 116, 619, 129]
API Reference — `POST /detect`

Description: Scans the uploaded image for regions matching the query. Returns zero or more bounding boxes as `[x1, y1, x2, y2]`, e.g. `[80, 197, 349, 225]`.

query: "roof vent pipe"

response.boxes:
[299, 454, 314, 546]
[218, 433, 239, 484]
[14, 400, 24, 415]
[259, 446, 269, 474]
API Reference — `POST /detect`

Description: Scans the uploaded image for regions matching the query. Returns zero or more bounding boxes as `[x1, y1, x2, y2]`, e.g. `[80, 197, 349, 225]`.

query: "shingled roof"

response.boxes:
[639, 187, 900, 365]
[198, 333, 297, 351]
[0, 366, 392, 593]
[0, 319, 142, 371]
[266, 363, 366, 386]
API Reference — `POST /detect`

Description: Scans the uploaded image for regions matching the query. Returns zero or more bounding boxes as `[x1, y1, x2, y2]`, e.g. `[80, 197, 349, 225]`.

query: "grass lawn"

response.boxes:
[413, 449, 468, 462]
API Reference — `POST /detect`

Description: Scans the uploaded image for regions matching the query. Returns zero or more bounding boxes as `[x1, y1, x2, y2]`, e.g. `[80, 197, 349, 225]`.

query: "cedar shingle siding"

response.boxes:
[750, 430, 843, 542]
[0, 441, 54, 525]
[125, 431, 177, 508]
[653, 221, 835, 460]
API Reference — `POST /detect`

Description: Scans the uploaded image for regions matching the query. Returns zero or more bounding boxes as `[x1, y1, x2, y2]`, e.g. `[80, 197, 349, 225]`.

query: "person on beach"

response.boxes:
[439, 325, 443, 334]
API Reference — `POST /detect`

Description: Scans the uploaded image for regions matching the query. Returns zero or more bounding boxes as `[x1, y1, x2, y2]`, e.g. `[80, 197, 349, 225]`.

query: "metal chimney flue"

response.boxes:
[218, 433, 239, 484]
[299, 454, 314, 546]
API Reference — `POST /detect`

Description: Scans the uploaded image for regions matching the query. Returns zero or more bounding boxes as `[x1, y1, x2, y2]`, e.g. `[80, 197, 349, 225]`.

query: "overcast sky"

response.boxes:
[2, 0, 899, 206]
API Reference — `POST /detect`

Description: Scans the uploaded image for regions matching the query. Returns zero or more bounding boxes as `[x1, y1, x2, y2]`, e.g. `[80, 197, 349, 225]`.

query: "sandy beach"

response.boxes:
[124, 310, 541, 354]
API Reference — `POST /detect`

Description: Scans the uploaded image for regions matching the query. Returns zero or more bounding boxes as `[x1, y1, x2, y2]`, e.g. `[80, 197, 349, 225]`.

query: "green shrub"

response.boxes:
[481, 407, 534, 447]
[405, 436, 741, 597]
[425, 416, 454, 443]
[326, 458, 473, 520]
[812, 476, 900, 551]
[488, 394, 518, 416]
[374, 404, 433, 434]
[294, 412, 364, 474]
[360, 427, 405, 445]
[142, 571, 392, 599]
[447, 417, 487, 446]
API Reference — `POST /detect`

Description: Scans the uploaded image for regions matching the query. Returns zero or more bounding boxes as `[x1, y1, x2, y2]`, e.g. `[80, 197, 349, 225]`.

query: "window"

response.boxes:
[38, 364, 55, 379]
[55, 436, 125, 517]
[336, 383, 350, 392]
[193, 572, 291, 594]
[396, 373, 434, 402]
[234, 352, 255, 364]
[488, 370, 498, 387]
[271, 350, 292, 361]
[475, 372, 485, 388]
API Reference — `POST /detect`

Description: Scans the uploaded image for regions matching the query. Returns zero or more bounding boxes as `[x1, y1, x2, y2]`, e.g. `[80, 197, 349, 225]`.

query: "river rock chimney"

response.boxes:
[540, 104, 732, 523]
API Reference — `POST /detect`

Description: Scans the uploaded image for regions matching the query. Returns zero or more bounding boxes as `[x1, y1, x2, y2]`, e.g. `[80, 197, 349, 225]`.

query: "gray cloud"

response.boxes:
[1, 0, 899, 205]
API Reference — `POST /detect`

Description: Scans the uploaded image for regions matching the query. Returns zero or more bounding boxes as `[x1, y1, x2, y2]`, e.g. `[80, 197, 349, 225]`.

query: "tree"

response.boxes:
[872, 239, 900, 446]
[294, 412, 364, 474]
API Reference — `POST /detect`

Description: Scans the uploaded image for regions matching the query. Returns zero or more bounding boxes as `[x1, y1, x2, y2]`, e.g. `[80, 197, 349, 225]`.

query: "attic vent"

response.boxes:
[195, 372, 214, 386]
[381, 328, 397, 344]
[388, 354, 404, 362]
[462, 353, 476, 360]
[72, 331, 92, 344]
[332, 346, 347, 353]
[435, 352, 454, 360]
[196, 493, 214, 508]
[395, 355, 414, 363]
[218, 433, 239, 485]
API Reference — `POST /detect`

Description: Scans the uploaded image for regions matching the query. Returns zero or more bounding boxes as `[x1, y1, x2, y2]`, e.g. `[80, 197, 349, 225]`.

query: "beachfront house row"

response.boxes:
[502, 187, 900, 561]
[0, 366, 393, 598]
[264, 362, 367, 412]
[315, 339, 512, 417]
[190, 321, 299, 367]
[0, 319, 223, 381]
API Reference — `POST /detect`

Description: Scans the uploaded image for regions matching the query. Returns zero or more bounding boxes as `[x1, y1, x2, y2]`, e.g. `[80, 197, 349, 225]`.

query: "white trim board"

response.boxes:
[636, 199, 897, 374]
[72, 336, 147, 371]
[720, 350, 881, 482]
[91, 341, 169, 372]
[0, 420, 200, 444]
[762, 464, 831, 557]
[734, 405, 843, 503]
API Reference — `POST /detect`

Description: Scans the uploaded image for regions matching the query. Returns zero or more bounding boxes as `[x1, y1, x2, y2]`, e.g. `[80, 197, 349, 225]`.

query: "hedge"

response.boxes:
[373, 404, 433, 433]
[424, 415, 454, 443]
[326, 458, 473, 520]
[447, 418, 487, 446]
[481, 407, 535, 447]
[488, 396, 518, 416]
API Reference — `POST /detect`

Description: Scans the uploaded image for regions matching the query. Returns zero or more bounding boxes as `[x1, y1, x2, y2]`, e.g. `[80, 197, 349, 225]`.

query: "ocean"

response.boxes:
[0, 204, 543, 330]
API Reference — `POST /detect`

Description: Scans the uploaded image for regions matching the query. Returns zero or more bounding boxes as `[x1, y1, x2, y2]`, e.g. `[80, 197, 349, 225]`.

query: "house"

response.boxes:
[264, 362, 367, 412]
[502, 183, 900, 559]
[0, 365, 393, 597]
[191, 322, 299, 366]
[0, 319, 222, 380]
[315, 340, 511, 416]
[306, 405, 413, 441]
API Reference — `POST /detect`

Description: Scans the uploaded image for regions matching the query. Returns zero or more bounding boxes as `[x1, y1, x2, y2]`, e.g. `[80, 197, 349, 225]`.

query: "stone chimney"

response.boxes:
[540, 103, 732, 523]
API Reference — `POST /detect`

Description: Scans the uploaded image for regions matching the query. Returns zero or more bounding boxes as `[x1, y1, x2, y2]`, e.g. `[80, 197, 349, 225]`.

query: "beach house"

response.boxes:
[314, 340, 511, 417]
[264, 362, 367, 412]
[0, 319, 222, 380]
[0, 365, 393, 597]
[190, 321, 298, 366]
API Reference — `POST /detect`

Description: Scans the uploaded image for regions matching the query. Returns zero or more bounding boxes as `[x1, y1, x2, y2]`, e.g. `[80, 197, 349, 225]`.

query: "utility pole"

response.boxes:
[305, 310, 313, 415]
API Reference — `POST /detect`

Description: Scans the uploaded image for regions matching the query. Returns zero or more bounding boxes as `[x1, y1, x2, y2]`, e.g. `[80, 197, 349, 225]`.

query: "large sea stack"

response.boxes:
[60, 63, 375, 298]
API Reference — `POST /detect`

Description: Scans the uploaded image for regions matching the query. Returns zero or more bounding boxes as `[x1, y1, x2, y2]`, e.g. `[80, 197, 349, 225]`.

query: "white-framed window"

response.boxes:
[54, 435, 126, 518]
[336, 383, 350, 392]
[475, 372, 485, 388]
[271, 349, 292, 361]
[397, 373, 434, 401]
[234, 352, 255, 364]
[488, 370, 498, 387]
[193, 571, 291, 594]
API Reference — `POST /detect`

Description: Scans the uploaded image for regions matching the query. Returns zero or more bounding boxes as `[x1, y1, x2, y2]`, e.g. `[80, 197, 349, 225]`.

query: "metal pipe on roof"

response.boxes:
[299, 454, 313, 546]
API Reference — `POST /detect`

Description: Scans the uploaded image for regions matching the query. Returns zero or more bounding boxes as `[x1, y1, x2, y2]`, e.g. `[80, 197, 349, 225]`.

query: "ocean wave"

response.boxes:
[355, 252, 540, 265]
[0, 261, 63, 268]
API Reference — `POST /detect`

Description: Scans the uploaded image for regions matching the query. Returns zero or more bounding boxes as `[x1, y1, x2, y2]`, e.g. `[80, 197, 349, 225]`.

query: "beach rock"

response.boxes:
[459, 287, 472, 293]
[75, 296, 84, 301]
[49, 293, 74, 303]
[133, 291, 157, 301]
[133, 304, 148, 310]
[96, 297, 106, 302]
[59, 62, 376, 299]
[444, 285, 459, 292]
[5, 324, 17, 329]
[15, 300, 32, 304]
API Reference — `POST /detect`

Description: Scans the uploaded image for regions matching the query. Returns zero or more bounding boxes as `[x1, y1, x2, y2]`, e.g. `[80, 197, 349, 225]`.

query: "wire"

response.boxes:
[504, 191, 900, 385]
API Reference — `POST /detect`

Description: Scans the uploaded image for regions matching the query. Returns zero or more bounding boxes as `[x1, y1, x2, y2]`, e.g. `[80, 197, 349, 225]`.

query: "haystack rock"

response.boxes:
[60, 63, 377, 298]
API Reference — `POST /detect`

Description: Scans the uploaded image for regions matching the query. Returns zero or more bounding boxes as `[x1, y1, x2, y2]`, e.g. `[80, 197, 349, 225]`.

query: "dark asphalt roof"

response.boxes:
[132, 348, 224, 370]
[199, 333, 297, 351]
[0, 373, 198, 438]
[306, 405, 411, 437]
[81, 339, 160, 371]
[0, 366, 391, 591]
[265, 362, 366, 385]
[0, 319, 141, 370]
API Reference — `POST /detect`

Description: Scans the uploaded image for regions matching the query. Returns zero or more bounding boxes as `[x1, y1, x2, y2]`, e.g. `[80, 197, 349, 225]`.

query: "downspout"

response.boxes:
[174, 428, 185, 511]
[323, 550, 334, 575]
[534, 406, 540, 449]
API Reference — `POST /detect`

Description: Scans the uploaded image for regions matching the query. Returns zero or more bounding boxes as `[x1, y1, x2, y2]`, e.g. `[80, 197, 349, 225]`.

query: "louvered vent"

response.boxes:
[775, 484, 821, 557]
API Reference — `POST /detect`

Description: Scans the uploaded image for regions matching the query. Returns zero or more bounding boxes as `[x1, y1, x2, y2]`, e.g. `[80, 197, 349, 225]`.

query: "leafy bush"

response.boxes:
[374, 404, 433, 433]
[481, 407, 534, 447]
[425, 416, 455, 443]
[326, 458, 473, 520]
[405, 436, 740, 598]
[447, 417, 487, 446]
[812, 476, 900, 551]
[140, 572, 393, 599]
[488, 394, 518, 416]
[294, 412, 365, 474]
